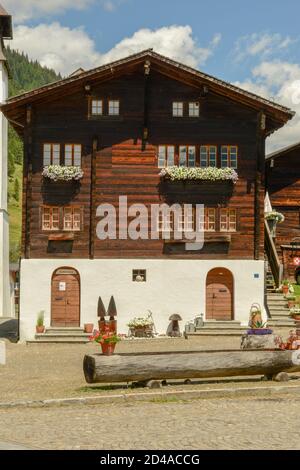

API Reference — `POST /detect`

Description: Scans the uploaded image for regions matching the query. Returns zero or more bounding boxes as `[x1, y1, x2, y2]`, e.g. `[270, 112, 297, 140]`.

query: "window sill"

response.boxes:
[88, 115, 123, 121]
[164, 234, 232, 244]
[48, 233, 75, 241]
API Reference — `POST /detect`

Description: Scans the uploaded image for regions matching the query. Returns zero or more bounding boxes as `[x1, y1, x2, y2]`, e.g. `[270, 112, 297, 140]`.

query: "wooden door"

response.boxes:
[51, 268, 80, 327]
[206, 268, 233, 320]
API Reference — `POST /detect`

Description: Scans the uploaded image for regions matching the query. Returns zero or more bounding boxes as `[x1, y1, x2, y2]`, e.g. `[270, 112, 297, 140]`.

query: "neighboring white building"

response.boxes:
[0, 5, 12, 321]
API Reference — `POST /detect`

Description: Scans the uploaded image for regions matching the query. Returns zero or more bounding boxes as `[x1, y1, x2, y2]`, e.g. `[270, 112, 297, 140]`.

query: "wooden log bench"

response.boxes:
[83, 350, 300, 388]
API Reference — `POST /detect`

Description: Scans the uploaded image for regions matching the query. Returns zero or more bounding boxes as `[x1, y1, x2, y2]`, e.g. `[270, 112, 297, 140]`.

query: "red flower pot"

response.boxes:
[100, 342, 116, 356]
[84, 323, 94, 334]
[282, 285, 289, 295]
[36, 325, 45, 334]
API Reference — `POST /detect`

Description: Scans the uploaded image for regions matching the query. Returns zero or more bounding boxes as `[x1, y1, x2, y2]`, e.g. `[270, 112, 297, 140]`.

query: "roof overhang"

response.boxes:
[1, 49, 295, 135]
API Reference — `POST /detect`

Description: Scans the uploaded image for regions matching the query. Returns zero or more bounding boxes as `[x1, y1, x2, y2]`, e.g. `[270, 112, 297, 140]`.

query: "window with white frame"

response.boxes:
[65, 144, 82, 167]
[200, 146, 217, 167]
[42, 206, 60, 231]
[198, 208, 216, 232]
[157, 211, 173, 232]
[221, 146, 238, 169]
[220, 208, 237, 232]
[189, 102, 200, 117]
[158, 145, 175, 167]
[177, 208, 194, 233]
[108, 100, 119, 115]
[43, 144, 60, 166]
[172, 102, 184, 117]
[91, 99, 103, 115]
[179, 146, 196, 167]
[63, 207, 82, 231]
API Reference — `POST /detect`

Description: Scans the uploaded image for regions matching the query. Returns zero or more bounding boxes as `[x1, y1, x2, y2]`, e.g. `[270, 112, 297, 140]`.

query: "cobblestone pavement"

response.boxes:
[1, 337, 300, 402]
[0, 395, 299, 450]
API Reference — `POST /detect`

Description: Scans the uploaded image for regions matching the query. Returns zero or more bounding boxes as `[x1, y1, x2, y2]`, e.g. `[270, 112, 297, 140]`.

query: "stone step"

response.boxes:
[45, 327, 86, 334]
[188, 330, 247, 337]
[267, 299, 288, 306]
[33, 334, 90, 343]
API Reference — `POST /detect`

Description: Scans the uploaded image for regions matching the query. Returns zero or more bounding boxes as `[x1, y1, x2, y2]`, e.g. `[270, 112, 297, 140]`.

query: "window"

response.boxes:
[65, 144, 82, 166]
[158, 145, 175, 167]
[200, 146, 217, 167]
[221, 146, 238, 169]
[179, 146, 196, 167]
[42, 207, 60, 231]
[177, 209, 194, 232]
[220, 209, 237, 232]
[63, 207, 82, 231]
[43, 144, 60, 166]
[199, 208, 216, 232]
[108, 100, 119, 115]
[91, 99, 103, 115]
[157, 211, 173, 232]
[172, 102, 183, 117]
[189, 102, 200, 117]
[132, 269, 147, 282]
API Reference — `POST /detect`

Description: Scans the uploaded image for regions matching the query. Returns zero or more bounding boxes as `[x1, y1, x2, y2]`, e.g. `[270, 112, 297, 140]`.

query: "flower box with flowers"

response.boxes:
[127, 317, 154, 338]
[42, 165, 84, 182]
[89, 327, 123, 355]
[159, 167, 238, 184]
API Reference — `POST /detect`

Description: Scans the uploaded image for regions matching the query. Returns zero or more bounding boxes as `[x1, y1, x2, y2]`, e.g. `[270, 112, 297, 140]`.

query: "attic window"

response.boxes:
[108, 100, 120, 116]
[172, 102, 183, 117]
[189, 102, 200, 117]
[91, 99, 103, 115]
[132, 270, 146, 282]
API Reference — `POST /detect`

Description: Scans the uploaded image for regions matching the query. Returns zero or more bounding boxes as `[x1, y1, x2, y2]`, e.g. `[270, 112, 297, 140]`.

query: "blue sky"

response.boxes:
[4, 0, 300, 149]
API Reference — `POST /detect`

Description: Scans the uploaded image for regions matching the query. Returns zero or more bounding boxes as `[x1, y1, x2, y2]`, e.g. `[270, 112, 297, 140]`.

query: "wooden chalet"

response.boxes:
[0, 49, 294, 340]
[266, 143, 300, 283]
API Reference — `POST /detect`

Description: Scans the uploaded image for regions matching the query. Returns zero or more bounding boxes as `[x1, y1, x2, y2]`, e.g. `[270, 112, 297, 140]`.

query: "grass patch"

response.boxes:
[292, 284, 300, 296]
[8, 163, 22, 260]
[77, 385, 124, 393]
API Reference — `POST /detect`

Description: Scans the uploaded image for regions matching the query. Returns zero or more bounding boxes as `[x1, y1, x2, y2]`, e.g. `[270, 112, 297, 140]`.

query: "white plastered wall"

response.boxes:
[19, 258, 265, 341]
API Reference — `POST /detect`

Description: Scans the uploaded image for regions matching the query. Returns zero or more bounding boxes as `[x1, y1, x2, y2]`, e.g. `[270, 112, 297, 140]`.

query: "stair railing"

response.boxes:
[264, 219, 283, 288]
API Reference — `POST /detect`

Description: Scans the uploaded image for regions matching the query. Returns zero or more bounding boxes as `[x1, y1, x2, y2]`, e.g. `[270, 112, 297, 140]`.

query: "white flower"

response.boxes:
[42, 165, 84, 181]
[160, 167, 238, 183]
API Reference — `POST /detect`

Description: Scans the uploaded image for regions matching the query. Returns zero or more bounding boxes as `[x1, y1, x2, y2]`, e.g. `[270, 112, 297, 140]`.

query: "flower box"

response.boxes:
[159, 167, 238, 183]
[42, 165, 84, 182]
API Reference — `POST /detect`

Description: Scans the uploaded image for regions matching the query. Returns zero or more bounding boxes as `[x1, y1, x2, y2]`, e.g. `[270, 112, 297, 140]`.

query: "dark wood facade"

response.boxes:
[266, 143, 300, 279]
[1, 51, 294, 262]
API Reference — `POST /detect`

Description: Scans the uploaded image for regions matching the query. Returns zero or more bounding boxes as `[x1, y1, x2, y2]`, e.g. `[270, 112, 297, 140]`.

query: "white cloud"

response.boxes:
[99, 26, 221, 69]
[235, 61, 300, 152]
[3, 0, 93, 23]
[234, 33, 297, 62]
[10, 23, 221, 76]
[3, 0, 124, 22]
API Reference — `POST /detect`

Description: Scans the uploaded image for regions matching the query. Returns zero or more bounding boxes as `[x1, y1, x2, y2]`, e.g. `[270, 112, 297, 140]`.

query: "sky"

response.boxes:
[3, 0, 300, 151]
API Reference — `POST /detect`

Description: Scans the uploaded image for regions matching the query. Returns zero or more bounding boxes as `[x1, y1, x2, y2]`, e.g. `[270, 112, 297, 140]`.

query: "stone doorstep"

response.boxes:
[1, 384, 300, 409]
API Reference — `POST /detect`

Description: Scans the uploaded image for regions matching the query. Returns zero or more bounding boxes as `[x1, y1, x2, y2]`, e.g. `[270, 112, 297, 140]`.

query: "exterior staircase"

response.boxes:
[30, 327, 91, 344]
[267, 293, 296, 329]
[187, 320, 248, 336]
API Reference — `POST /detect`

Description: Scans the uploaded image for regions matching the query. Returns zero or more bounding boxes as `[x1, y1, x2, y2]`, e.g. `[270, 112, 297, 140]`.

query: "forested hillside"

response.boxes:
[6, 47, 61, 261]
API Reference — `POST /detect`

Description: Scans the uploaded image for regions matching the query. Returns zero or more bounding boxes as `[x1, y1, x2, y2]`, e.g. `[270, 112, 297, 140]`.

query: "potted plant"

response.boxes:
[289, 307, 300, 321]
[282, 280, 290, 296]
[286, 294, 296, 309]
[36, 310, 45, 334]
[89, 326, 122, 355]
[84, 323, 94, 334]
[265, 211, 285, 237]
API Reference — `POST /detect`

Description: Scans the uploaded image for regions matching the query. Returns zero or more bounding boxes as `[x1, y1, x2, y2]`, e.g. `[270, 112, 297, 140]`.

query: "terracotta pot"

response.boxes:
[282, 285, 289, 295]
[84, 323, 94, 334]
[291, 315, 300, 321]
[36, 325, 45, 334]
[100, 342, 116, 356]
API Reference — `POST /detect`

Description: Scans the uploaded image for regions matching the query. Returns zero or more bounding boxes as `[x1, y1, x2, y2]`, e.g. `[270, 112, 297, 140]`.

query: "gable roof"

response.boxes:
[1, 49, 295, 132]
[266, 141, 300, 161]
[0, 4, 8, 15]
